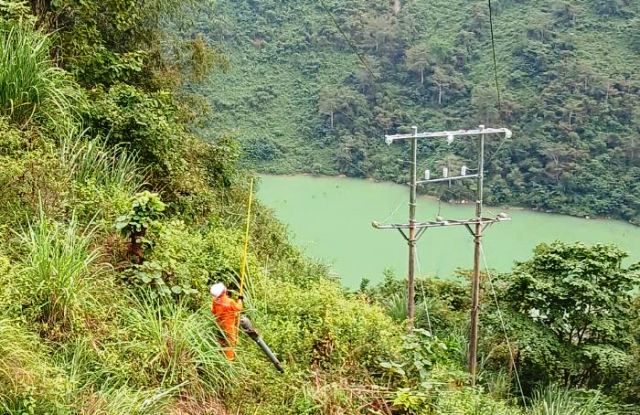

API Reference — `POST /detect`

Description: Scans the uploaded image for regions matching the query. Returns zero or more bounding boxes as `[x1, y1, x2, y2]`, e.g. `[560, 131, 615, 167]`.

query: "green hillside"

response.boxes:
[195, 0, 640, 223]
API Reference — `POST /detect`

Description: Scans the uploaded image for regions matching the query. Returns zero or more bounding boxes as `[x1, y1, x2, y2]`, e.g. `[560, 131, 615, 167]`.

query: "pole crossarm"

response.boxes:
[372, 215, 510, 231]
[416, 174, 478, 185]
[385, 126, 512, 144]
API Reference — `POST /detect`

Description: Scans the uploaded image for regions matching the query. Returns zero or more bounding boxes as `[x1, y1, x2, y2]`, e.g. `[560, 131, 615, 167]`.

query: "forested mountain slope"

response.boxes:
[194, 0, 640, 222]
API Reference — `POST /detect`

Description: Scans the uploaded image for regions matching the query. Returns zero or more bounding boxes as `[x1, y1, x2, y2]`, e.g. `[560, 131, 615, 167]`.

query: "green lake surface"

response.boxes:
[257, 174, 640, 288]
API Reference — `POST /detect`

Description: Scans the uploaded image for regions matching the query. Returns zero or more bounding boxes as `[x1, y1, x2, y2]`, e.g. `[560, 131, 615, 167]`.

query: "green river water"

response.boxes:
[257, 175, 640, 289]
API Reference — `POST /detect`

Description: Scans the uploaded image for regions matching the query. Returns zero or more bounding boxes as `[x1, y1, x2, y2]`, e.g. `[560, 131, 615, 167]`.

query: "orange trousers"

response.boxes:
[212, 294, 243, 360]
[220, 328, 238, 360]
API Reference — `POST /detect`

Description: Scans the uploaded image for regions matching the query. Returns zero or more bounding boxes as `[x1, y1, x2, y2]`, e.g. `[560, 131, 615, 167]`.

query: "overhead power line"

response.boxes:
[481, 245, 528, 411]
[485, 0, 511, 167]
[321, 0, 503, 118]
[317, 0, 379, 80]
[487, 0, 502, 115]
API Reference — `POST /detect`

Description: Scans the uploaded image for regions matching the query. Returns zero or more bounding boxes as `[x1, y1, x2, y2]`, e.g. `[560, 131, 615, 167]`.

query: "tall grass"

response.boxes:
[122, 293, 236, 393]
[54, 325, 184, 414]
[528, 384, 634, 415]
[58, 133, 146, 194]
[17, 211, 103, 332]
[386, 291, 408, 322]
[0, 318, 68, 412]
[75, 384, 178, 415]
[0, 318, 47, 394]
[0, 22, 81, 132]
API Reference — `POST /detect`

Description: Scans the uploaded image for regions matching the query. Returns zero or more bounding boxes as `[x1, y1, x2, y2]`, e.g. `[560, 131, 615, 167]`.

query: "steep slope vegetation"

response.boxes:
[0, 2, 401, 413]
[195, 0, 640, 223]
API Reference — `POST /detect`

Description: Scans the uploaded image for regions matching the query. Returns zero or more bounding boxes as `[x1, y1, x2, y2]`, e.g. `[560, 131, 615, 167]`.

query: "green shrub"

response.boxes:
[195, 133, 240, 189]
[613, 296, 640, 404]
[86, 84, 187, 188]
[68, 179, 137, 228]
[364, 271, 469, 331]
[391, 373, 523, 415]
[0, 118, 70, 223]
[117, 216, 252, 305]
[252, 276, 401, 371]
[434, 387, 523, 415]
[116, 191, 166, 264]
[380, 329, 464, 386]
[496, 242, 640, 391]
[122, 220, 210, 305]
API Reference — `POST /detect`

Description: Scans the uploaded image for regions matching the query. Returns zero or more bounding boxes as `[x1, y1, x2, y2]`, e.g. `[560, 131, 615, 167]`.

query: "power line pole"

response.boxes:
[373, 125, 511, 384]
[407, 126, 418, 328]
[469, 131, 485, 385]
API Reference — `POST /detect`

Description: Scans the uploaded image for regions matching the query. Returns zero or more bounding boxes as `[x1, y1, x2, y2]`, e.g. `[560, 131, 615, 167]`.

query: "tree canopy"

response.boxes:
[195, 0, 640, 223]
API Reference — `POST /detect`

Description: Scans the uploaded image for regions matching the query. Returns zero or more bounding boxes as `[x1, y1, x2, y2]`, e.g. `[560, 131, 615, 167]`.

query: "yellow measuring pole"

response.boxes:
[239, 178, 254, 297]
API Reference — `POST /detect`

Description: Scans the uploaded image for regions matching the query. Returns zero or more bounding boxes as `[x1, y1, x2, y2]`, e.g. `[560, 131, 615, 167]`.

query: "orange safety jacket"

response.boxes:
[211, 293, 243, 360]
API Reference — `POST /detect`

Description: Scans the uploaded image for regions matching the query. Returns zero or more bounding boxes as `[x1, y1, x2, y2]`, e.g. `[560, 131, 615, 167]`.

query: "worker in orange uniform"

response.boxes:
[210, 283, 243, 360]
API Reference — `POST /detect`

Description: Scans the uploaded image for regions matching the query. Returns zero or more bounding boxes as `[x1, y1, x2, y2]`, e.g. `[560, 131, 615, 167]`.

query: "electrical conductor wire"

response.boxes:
[415, 250, 433, 333]
[480, 245, 528, 410]
[318, 0, 379, 80]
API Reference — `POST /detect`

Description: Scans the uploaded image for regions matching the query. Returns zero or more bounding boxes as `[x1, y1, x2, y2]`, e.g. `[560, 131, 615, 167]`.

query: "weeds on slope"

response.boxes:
[12, 211, 105, 337]
[0, 22, 82, 134]
[528, 384, 635, 415]
[121, 293, 237, 393]
[58, 134, 146, 195]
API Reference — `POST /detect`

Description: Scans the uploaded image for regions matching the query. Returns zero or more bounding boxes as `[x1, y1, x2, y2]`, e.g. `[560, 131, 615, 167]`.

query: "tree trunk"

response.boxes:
[393, 0, 401, 14]
[31, 0, 55, 29]
[129, 229, 146, 264]
[438, 85, 442, 104]
[420, 69, 424, 85]
[330, 111, 334, 129]
[31, 0, 50, 17]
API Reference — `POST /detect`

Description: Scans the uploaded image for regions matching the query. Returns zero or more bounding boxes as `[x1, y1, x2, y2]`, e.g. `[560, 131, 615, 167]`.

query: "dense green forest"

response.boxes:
[0, 0, 639, 414]
[194, 0, 640, 223]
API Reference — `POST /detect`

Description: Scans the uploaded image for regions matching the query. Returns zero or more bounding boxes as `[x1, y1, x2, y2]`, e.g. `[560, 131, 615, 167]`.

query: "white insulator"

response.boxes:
[442, 167, 449, 178]
[424, 169, 431, 180]
[461, 165, 468, 176]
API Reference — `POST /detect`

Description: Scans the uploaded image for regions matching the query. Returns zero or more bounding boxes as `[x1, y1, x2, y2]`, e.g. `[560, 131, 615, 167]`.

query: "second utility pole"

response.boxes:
[469, 131, 485, 384]
[407, 126, 418, 329]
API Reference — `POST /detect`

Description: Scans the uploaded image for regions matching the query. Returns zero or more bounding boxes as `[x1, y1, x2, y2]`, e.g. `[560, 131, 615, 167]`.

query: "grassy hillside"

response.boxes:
[194, 0, 640, 223]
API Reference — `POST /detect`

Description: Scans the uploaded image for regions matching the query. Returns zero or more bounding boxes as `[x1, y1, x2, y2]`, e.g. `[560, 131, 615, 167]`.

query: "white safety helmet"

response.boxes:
[210, 283, 226, 298]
